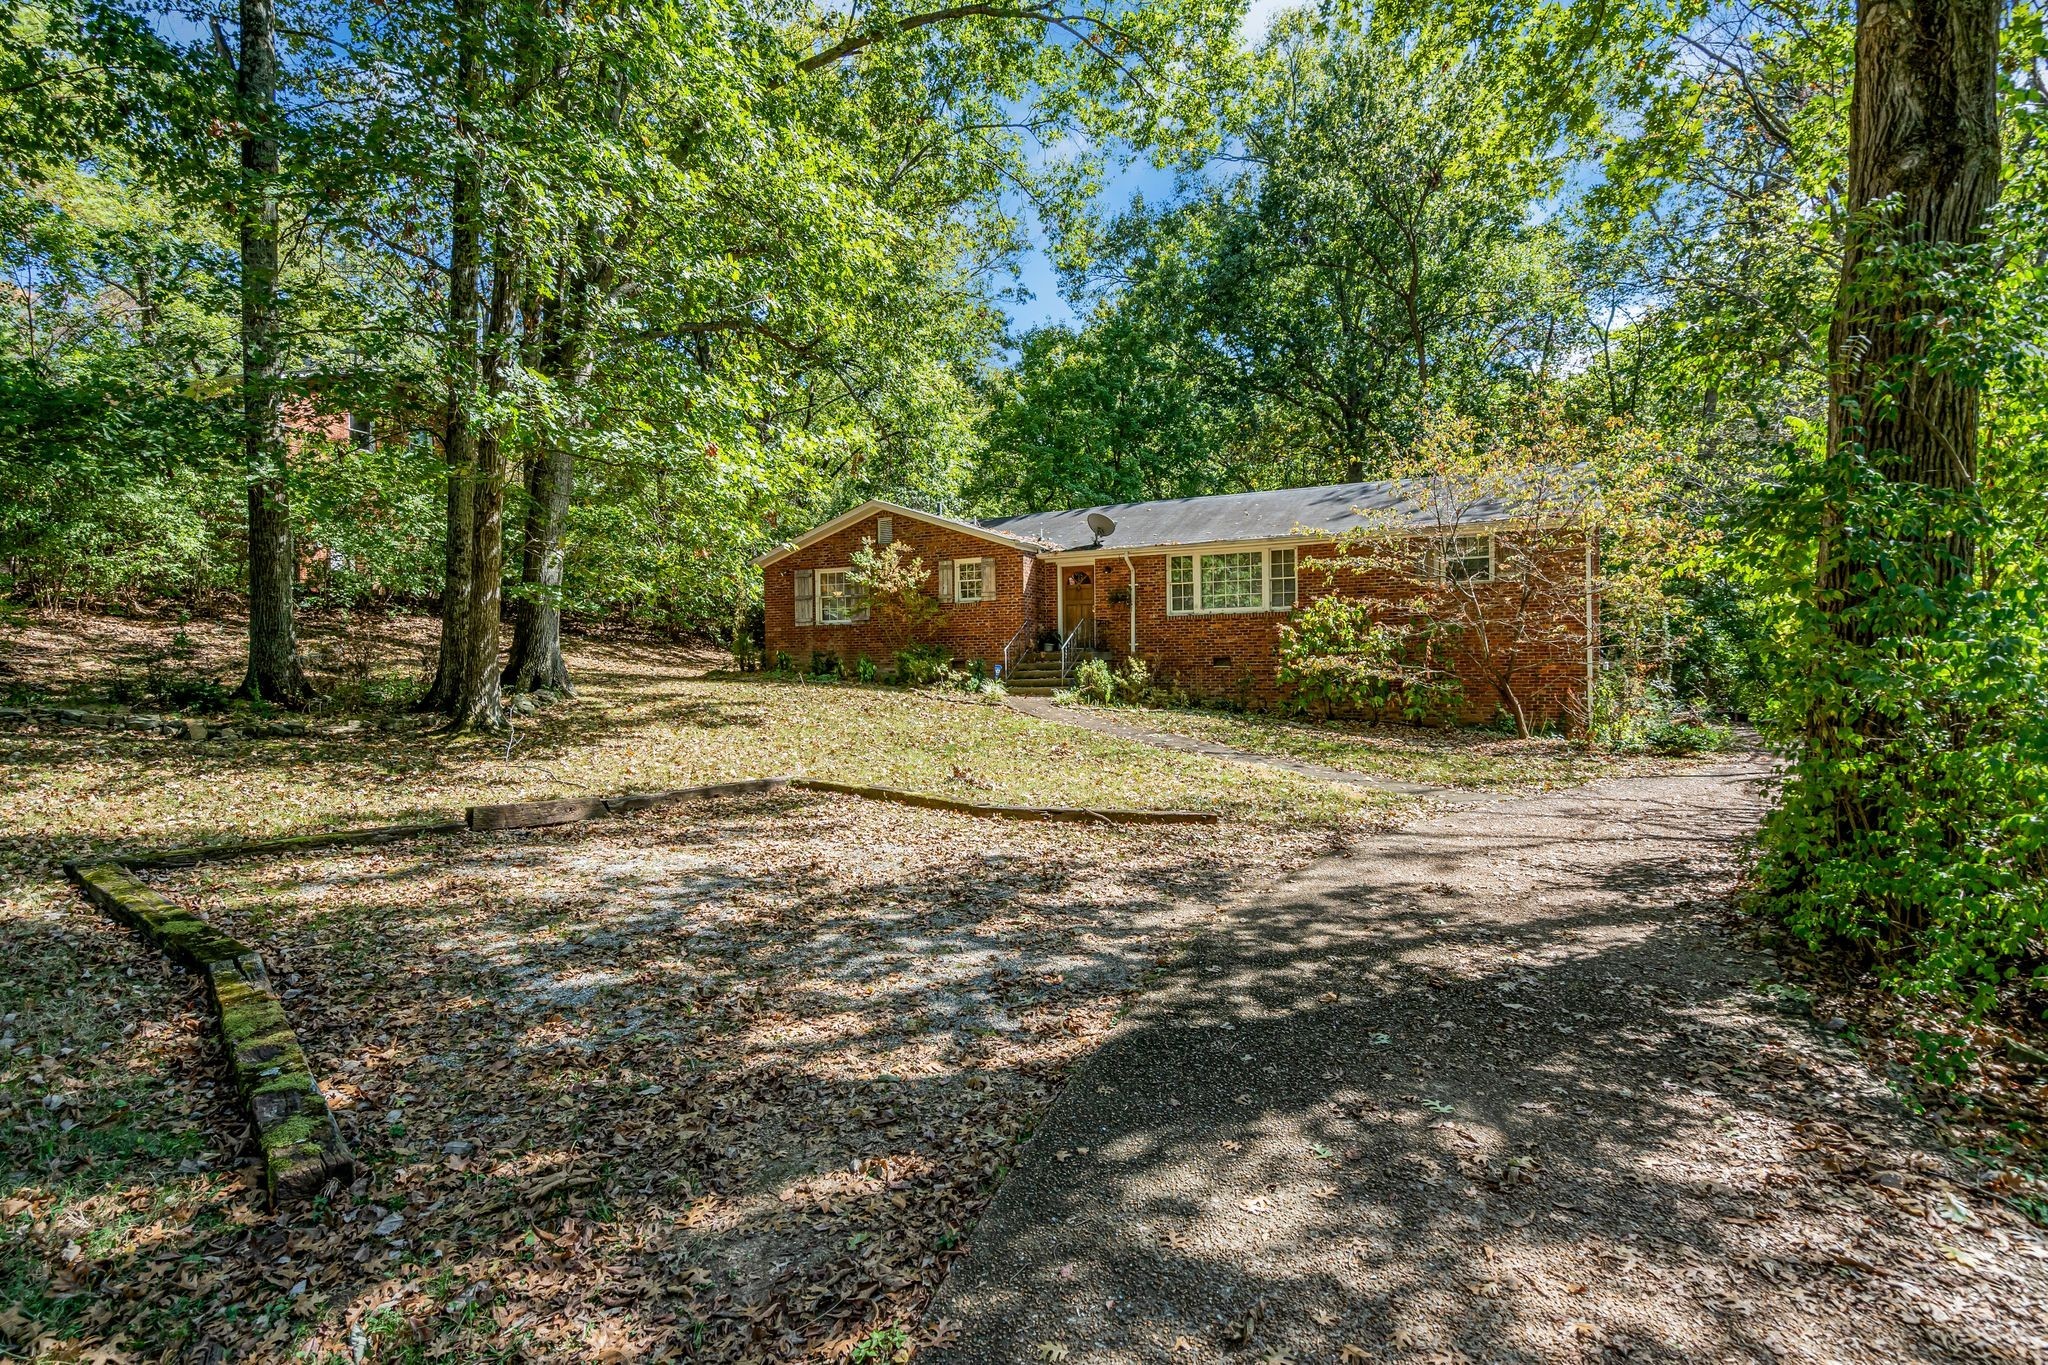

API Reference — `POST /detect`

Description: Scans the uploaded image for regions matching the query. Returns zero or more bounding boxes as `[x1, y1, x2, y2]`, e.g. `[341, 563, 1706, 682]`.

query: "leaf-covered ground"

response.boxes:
[4, 788, 1341, 1361]
[0, 611, 1764, 1361]
[0, 613, 1394, 873]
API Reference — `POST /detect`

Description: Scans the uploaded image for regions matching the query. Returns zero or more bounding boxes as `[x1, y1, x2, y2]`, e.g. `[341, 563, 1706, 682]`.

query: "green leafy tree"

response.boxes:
[847, 538, 943, 656]
[1311, 406, 1680, 737]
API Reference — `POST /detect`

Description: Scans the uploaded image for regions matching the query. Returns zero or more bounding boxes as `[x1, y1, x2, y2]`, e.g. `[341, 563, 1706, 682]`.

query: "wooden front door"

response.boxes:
[1060, 568, 1094, 638]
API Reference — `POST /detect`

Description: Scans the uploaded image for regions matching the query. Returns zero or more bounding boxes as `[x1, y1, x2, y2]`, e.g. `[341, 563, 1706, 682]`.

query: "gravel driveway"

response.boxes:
[922, 757, 2048, 1363]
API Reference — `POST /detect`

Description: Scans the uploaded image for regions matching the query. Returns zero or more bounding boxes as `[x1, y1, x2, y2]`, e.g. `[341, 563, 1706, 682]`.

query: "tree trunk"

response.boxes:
[504, 228, 618, 696]
[501, 428, 574, 694]
[447, 217, 522, 731]
[235, 0, 313, 707]
[1823, 0, 2002, 586]
[421, 0, 483, 715]
[1811, 0, 2002, 889]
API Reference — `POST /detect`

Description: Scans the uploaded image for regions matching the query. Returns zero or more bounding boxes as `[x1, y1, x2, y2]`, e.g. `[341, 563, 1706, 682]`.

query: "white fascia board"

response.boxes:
[754, 500, 1045, 567]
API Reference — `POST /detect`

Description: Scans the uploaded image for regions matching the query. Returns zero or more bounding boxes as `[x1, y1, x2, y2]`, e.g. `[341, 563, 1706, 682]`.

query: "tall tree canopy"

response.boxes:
[976, 10, 1581, 509]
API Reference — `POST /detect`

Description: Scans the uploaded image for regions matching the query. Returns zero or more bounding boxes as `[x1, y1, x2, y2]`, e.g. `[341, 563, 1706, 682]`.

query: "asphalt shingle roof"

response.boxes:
[976, 479, 1512, 552]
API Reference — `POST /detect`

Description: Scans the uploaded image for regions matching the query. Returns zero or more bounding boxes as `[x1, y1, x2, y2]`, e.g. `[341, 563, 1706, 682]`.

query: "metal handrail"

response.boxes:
[1059, 616, 1099, 681]
[1000, 621, 1035, 680]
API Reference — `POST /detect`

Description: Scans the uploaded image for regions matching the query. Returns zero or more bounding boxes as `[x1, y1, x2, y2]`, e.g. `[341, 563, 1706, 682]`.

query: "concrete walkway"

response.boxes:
[922, 757, 2048, 1363]
[1001, 695, 1477, 800]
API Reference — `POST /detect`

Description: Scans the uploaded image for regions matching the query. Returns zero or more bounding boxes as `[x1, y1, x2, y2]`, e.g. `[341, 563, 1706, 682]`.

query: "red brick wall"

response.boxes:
[761, 512, 1040, 671]
[760, 512, 1593, 730]
[1074, 537, 1593, 731]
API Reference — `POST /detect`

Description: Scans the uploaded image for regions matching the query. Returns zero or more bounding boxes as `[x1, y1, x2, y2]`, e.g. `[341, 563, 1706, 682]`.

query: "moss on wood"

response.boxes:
[66, 861, 355, 1205]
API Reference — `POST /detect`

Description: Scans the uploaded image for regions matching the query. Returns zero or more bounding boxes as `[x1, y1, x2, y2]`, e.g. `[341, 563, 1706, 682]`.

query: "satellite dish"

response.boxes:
[1085, 512, 1117, 541]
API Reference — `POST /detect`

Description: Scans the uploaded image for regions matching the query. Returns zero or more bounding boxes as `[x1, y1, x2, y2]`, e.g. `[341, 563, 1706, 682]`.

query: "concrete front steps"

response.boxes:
[1001, 650, 1105, 697]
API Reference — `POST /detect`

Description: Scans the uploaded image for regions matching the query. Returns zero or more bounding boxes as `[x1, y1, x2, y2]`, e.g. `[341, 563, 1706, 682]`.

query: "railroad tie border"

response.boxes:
[63, 862, 356, 1205]
[786, 779, 1220, 826]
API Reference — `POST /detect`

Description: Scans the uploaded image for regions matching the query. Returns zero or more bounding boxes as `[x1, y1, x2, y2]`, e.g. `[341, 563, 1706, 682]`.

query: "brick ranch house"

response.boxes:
[759, 482, 1597, 730]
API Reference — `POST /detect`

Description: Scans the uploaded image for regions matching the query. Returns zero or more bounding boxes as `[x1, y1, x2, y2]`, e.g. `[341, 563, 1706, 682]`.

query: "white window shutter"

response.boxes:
[793, 569, 814, 626]
[938, 559, 954, 603]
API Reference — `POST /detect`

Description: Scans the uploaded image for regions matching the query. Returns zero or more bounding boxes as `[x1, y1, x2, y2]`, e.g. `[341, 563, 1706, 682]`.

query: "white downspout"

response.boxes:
[1122, 554, 1137, 656]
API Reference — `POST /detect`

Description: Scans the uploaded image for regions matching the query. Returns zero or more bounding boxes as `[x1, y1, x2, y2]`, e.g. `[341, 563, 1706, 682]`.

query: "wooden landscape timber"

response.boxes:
[63, 862, 356, 1205]
[789, 778, 1222, 825]
[120, 820, 469, 869]
[467, 776, 1220, 829]
[465, 777, 794, 830]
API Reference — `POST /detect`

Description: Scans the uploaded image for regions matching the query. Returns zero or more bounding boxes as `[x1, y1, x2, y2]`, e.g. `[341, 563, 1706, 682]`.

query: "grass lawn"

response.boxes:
[0, 611, 1371, 1362]
[1061, 700, 1688, 790]
[0, 613, 1390, 874]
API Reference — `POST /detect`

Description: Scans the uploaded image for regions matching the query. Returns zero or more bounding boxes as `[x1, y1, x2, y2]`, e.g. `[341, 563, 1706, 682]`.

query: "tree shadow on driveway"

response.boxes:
[922, 762, 2048, 1364]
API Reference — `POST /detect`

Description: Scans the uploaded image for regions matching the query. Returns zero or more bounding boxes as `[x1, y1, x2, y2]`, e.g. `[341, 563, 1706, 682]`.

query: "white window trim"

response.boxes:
[954, 556, 992, 604]
[1165, 547, 1294, 616]
[1428, 531, 1497, 585]
[816, 565, 859, 625]
[1269, 545, 1297, 609]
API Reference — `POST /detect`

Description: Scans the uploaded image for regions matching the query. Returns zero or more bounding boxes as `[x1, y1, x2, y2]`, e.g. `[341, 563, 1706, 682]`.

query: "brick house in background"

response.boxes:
[758, 482, 1597, 730]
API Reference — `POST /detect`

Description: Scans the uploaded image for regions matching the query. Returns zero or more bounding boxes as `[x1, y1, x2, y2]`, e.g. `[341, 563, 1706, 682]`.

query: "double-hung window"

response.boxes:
[1429, 533, 1494, 584]
[938, 557, 994, 604]
[1268, 547, 1297, 608]
[1165, 546, 1299, 615]
[1200, 552, 1261, 609]
[817, 568, 866, 624]
[954, 557, 988, 603]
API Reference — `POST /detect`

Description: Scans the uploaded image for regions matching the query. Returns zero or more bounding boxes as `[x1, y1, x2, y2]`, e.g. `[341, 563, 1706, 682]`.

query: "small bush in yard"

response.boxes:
[1116, 655, 1152, 702]
[1591, 672, 1734, 755]
[1072, 657, 1116, 703]
[854, 654, 877, 683]
[1641, 715, 1734, 755]
[893, 643, 951, 686]
[1276, 596, 1461, 724]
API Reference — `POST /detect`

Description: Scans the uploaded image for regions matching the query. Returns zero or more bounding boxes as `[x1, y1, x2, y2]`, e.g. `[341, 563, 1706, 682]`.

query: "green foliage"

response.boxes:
[854, 654, 877, 684]
[1587, 671, 1734, 755]
[848, 540, 942, 656]
[1746, 37, 2048, 1009]
[1071, 657, 1117, 704]
[849, 1324, 910, 1365]
[892, 644, 952, 687]
[979, 13, 1584, 507]
[1275, 596, 1462, 724]
[1067, 655, 1154, 705]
